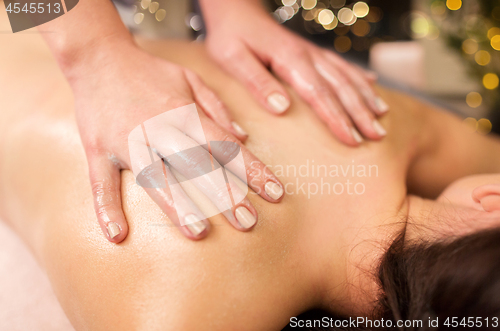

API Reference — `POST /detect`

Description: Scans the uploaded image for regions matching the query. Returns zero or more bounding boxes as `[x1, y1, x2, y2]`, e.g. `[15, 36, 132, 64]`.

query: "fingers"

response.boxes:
[87, 154, 129, 243]
[197, 114, 285, 203]
[273, 54, 362, 146]
[184, 69, 248, 142]
[323, 51, 389, 116]
[314, 57, 386, 140]
[138, 160, 211, 240]
[216, 42, 291, 114]
[146, 125, 261, 231]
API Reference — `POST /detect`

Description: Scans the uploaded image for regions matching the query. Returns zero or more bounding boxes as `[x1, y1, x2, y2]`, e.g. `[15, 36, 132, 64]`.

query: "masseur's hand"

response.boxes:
[39, 0, 283, 243]
[200, 0, 388, 146]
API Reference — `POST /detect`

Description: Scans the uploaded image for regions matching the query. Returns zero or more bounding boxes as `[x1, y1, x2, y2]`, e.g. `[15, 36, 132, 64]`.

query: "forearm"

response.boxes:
[38, 0, 134, 78]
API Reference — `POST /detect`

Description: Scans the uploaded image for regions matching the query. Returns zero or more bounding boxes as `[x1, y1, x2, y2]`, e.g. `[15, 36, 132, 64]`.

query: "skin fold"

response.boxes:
[1, 26, 500, 331]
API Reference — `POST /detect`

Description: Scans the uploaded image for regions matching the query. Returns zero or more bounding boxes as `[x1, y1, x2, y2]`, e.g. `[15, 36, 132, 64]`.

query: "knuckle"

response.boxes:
[308, 85, 331, 101]
[85, 138, 105, 156]
[217, 43, 246, 63]
[246, 71, 274, 92]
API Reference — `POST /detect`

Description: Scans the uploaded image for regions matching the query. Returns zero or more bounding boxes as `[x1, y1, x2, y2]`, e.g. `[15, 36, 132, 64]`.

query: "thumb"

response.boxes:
[88, 153, 129, 243]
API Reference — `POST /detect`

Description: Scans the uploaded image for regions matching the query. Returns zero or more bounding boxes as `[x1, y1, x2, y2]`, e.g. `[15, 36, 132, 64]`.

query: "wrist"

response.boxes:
[199, 0, 270, 31]
[60, 34, 136, 87]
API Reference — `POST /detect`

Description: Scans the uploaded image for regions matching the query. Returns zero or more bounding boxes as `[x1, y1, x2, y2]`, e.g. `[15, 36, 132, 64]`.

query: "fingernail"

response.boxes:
[231, 121, 248, 137]
[372, 119, 387, 136]
[267, 92, 290, 114]
[107, 222, 121, 239]
[376, 97, 389, 113]
[235, 206, 257, 229]
[185, 214, 207, 236]
[265, 181, 284, 200]
[351, 128, 363, 144]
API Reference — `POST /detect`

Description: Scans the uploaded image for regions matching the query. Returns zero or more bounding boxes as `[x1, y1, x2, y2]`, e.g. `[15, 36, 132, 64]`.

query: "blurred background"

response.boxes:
[115, 0, 500, 135]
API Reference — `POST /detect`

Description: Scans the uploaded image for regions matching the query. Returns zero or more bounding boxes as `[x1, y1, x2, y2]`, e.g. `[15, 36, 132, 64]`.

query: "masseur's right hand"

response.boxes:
[39, 0, 283, 243]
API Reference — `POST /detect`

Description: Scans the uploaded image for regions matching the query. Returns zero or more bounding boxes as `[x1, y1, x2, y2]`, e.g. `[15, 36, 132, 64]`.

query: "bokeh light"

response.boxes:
[334, 36, 352, 52]
[477, 118, 493, 135]
[323, 16, 339, 30]
[466, 92, 482, 108]
[149, 1, 159, 13]
[488, 27, 500, 40]
[140, 0, 151, 10]
[462, 39, 478, 54]
[302, 0, 317, 10]
[282, 0, 297, 6]
[338, 8, 356, 26]
[318, 9, 335, 25]
[411, 13, 430, 39]
[134, 12, 144, 24]
[446, 0, 462, 11]
[353, 2, 369, 18]
[463, 117, 478, 133]
[475, 50, 491, 66]
[189, 15, 203, 31]
[155, 8, 166, 21]
[483, 73, 499, 90]
[491, 35, 500, 51]
[351, 19, 370, 37]
[365, 7, 382, 23]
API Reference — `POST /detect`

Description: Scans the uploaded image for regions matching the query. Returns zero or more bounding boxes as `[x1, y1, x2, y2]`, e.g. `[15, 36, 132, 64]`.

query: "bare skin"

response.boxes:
[1, 32, 500, 331]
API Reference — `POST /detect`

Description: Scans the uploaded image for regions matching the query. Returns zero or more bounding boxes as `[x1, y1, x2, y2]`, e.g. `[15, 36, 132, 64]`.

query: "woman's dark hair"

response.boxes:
[374, 228, 500, 330]
[285, 228, 500, 331]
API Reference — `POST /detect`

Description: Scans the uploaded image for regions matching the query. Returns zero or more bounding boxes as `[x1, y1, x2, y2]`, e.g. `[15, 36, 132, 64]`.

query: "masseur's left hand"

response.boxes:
[200, 0, 388, 146]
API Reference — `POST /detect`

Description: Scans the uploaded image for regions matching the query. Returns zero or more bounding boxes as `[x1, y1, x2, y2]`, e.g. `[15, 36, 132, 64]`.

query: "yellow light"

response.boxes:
[302, 0, 317, 10]
[411, 16, 429, 38]
[351, 19, 370, 37]
[483, 73, 499, 90]
[323, 16, 339, 30]
[488, 27, 500, 40]
[155, 9, 166, 21]
[338, 8, 355, 25]
[302, 10, 315, 21]
[366, 6, 382, 23]
[334, 36, 352, 53]
[475, 50, 491, 66]
[477, 119, 492, 135]
[466, 92, 482, 108]
[491, 35, 500, 51]
[282, 0, 297, 6]
[134, 12, 144, 24]
[353, 2, 369, 18]
[140, 0, 151, 10]
[462, 39, 478, 54]
[318, 9, 335, 25]
[446, 0, 462, 10]
[149, 1, 159, 13]
[463, 117, 478, 133]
